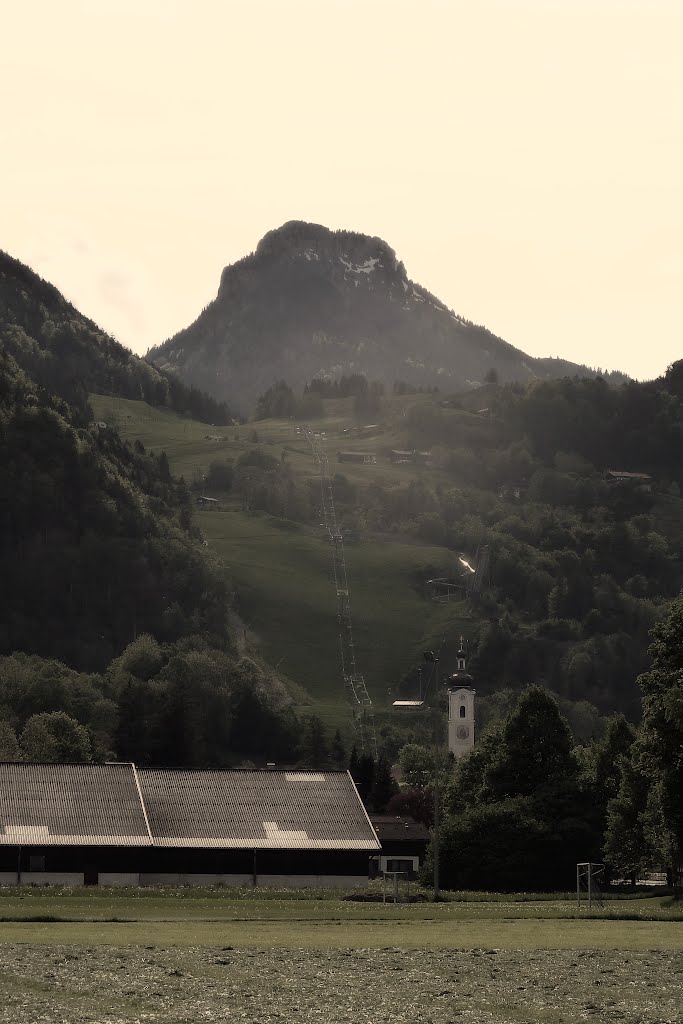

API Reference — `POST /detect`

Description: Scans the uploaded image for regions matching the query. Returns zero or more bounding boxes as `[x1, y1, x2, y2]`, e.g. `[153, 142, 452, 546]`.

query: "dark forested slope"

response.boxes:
[0, 342, 229, 672]
[387, 370, 683, 718]
[0, 252, 296, 766]
[0, 250, 234, 425]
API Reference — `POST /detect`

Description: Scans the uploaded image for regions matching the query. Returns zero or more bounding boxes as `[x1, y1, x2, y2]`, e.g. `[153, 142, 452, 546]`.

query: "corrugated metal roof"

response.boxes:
[0, 764, 380, 851]
[0, 763, 151, 846]
[138, 768, 381, 850]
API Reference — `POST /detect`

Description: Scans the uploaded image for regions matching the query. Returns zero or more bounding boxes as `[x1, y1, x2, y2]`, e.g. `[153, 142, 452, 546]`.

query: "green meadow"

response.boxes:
[89, 394, 472, 720]
[203, 508, 469, 706]
[88, 392, 448, 490]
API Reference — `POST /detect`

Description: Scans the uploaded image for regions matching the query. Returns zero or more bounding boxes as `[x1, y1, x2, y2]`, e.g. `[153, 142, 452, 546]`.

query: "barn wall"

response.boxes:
[139, 873, 253, 887]
[256, 874, 365, 888]
[0, 872, 85, 886]
[254, 850, 370, 875]
[0, 846, 374, 886]
[99, 873, 141, 886]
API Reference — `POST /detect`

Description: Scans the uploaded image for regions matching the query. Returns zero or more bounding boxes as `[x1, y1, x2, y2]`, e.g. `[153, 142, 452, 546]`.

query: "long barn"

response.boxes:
[0, 763, 380, 887]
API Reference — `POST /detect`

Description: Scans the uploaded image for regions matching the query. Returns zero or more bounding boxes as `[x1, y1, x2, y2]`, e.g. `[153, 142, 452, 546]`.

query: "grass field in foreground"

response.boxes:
[1, 916, 682, 949]
[0, 934, 681, 1024]
[1, 895, 681, 1023]
[0, 892, 679, 924]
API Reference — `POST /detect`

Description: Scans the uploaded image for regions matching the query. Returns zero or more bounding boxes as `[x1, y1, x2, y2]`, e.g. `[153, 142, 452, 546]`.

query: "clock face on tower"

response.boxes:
[456, 725, 470, 740]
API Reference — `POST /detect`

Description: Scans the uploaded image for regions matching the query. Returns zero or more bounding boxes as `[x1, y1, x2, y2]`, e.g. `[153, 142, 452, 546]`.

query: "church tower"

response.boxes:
[447, 637, 475, 759]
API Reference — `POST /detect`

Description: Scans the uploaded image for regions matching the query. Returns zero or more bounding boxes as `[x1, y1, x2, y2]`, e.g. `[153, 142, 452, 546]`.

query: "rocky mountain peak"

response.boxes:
[149, 221, 617, 414]
[218, 221, 405, 301]
[255, 220, 399, 268]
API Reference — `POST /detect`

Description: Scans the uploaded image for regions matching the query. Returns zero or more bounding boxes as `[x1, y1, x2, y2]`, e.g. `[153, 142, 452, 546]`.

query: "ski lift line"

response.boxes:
[300, 424, 378, 758]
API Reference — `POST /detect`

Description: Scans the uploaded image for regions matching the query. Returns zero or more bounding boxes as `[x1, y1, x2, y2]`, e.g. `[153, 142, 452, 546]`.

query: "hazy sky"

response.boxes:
[3, 0, 682, 380]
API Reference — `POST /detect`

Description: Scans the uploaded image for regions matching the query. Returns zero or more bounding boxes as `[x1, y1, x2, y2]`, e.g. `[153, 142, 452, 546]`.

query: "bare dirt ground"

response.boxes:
[0, 944, 681, 1024]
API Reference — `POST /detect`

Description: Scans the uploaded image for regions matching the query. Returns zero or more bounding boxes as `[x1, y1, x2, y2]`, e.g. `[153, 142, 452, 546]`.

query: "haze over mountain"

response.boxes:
[0, 250, 234, 426]
[148, 222, 625, 414]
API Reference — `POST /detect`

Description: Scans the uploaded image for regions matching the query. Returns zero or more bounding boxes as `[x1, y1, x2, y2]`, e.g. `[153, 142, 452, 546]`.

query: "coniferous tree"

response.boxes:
[604, 744, 652, 882]
[369, 755, 398, 812]
[300, 715, 329, 768]
[483, 686, 579, 804]
[331, 728, 346, 769]
[349, 750, 375, 805]
[579, 713, 636, 867]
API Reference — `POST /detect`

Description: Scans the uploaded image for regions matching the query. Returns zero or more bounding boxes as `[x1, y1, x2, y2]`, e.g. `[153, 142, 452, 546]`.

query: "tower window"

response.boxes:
[460, 705, 466, 718]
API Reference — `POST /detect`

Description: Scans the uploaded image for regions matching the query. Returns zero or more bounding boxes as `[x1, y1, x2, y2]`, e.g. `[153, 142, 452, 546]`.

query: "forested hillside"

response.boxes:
[0, 252, 296, 766]
[160, 368, 682, 725]
[0, 346, 226, 669]
[95, 362, 683, 744]
[0, 250, 235, 425]
[401, 371, 683, 718]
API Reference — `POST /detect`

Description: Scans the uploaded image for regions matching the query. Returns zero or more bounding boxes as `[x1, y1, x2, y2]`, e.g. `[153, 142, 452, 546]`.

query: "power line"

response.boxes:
[301, 425, 378, 758]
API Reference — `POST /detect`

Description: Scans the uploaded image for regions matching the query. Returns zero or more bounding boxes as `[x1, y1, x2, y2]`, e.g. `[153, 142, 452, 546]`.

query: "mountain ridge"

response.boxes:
[0, 249, 235, 426]
[148, 221, 626, 414]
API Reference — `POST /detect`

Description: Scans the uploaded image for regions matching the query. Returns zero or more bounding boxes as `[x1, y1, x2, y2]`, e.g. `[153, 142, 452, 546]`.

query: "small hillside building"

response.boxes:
[389, 450, 414, 464]
[0, 763, 380, 888]
[605, 470, 652, 491]
[368, 815, 430, 879]
[389, 450, 432, 466]
[336, 451, 376, 465]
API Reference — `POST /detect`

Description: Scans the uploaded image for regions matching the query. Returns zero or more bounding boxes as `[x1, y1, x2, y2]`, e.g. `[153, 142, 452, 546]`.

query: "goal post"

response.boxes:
[576, 862, 605, 909]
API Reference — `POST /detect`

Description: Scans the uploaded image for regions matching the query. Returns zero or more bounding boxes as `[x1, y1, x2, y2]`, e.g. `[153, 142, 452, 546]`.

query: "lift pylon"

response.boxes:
[301, 425, 377, 757]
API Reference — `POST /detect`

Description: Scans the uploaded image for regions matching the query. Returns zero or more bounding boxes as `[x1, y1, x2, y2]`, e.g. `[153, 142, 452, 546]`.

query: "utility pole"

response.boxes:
[301, 424, 377, 757]
[423, 649, 442, 902]
[433, 770, 440, 901]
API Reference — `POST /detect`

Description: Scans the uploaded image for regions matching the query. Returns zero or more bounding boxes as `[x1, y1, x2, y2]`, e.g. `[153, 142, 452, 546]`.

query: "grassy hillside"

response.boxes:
[204, 510, 469, 700]
[89, 394, 473, 724]
[89, 392, 449, 489]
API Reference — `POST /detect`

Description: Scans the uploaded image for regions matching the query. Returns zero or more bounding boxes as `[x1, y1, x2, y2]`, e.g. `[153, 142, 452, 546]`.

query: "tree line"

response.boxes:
[421, 593, 683, 891]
